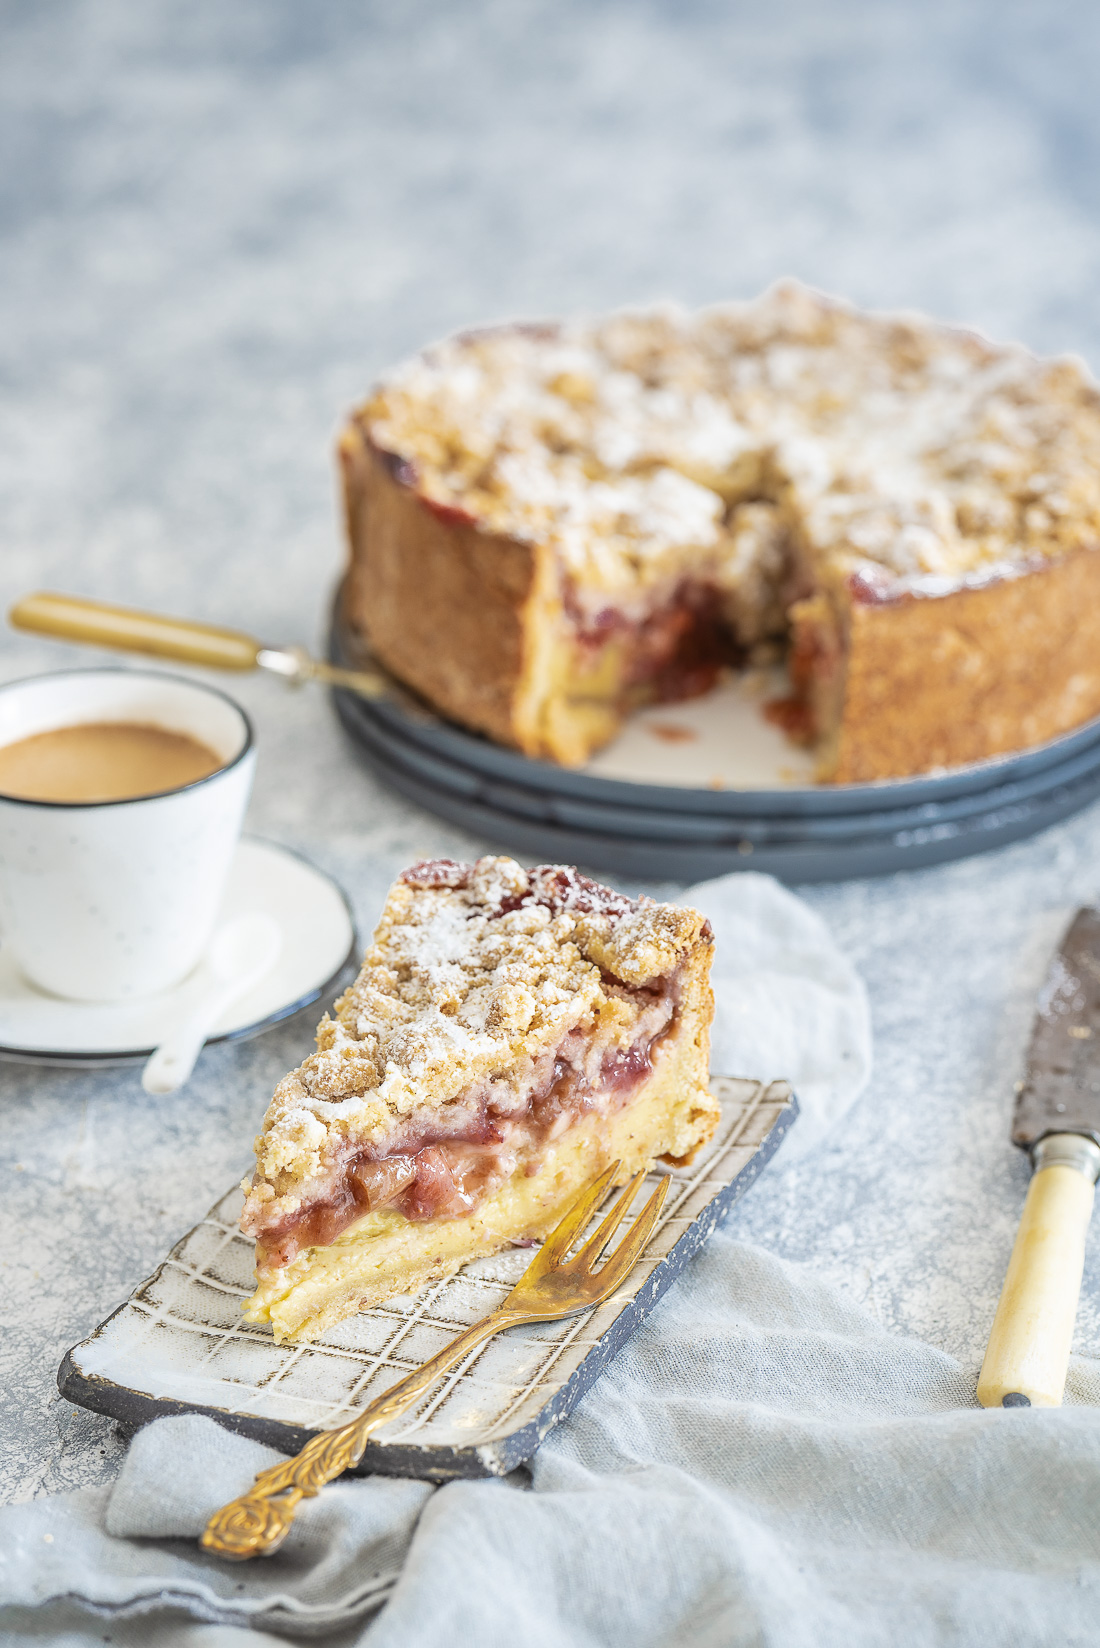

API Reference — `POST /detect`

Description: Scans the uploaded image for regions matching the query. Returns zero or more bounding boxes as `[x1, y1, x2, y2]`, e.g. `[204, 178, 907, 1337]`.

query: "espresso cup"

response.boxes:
[0, 668, 255, 1001]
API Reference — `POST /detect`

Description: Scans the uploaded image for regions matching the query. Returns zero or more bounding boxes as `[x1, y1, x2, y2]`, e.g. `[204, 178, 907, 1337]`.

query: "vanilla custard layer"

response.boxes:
[243, 1029, 717, 1344]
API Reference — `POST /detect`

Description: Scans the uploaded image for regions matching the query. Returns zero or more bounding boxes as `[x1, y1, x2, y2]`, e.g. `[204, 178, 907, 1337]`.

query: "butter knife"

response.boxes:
[978, 908, 1100, 1408]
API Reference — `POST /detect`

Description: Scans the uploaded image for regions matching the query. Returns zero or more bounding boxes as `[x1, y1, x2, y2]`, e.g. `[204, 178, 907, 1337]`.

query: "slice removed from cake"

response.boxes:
[240, 855, 717, 1343]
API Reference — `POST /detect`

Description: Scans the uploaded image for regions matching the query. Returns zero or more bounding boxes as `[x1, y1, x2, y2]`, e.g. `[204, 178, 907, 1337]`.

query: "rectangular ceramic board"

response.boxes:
[59, 1077, 796, 1480]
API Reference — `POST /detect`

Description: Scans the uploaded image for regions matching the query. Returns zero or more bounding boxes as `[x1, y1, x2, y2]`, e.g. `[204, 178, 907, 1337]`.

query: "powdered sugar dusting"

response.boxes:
[526, 864, 636, 920]
[400, 859, 472, 890]
[362, 281, 1100, 604]
[245, 857, 710, 1216]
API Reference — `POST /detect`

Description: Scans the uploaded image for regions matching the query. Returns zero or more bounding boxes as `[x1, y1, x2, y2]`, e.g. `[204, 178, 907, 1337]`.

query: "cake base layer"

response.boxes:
[244, 1028, 718, 1344]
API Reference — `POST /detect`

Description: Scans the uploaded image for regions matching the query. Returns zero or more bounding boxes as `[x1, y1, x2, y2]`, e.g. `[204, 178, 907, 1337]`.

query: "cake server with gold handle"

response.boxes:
[978, 908, 1100, 1409]
[8, 590, 388, 700]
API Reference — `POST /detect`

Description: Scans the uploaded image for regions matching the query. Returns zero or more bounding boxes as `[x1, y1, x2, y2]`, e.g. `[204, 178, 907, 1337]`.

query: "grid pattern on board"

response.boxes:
[72, 1078, 790, 1452]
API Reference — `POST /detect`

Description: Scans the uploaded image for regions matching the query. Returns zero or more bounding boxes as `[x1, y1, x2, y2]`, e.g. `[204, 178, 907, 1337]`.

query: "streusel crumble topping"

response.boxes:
[363, 281, 1100, 613]
[250, 857, 707, 1195]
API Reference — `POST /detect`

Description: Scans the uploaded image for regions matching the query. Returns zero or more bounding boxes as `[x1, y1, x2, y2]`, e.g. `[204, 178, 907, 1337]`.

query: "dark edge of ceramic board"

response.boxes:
[57, 1092, 797, 1481]
[0, 838, 360, 1069]
[329, 590, 1100, 819]
[334, 681, 1100, 845]
[332, 703, 1100, 883]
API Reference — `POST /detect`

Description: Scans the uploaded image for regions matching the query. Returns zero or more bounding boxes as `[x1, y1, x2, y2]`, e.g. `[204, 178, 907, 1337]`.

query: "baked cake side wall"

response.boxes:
[834, 547, 1100, 782]
[340, 424, 538, 749]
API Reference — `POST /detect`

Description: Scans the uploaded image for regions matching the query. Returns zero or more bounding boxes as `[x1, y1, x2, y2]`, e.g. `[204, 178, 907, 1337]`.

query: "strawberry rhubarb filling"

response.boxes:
[245, 971, 679, 1275]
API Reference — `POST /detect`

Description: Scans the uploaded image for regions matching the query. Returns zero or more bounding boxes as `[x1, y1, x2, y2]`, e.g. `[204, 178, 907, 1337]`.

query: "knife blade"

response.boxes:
[1012, 907, 1100, 1149]
[977, 908, 1100, 1409]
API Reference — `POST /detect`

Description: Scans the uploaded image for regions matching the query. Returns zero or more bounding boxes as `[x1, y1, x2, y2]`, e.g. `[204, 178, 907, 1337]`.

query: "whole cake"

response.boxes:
[241, 856, 717, 1343]
[339, 282, 1100, 783]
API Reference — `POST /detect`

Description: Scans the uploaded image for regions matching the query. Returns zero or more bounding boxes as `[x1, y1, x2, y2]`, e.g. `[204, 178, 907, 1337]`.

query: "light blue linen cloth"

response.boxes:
[3, 1245, 1100, 1646]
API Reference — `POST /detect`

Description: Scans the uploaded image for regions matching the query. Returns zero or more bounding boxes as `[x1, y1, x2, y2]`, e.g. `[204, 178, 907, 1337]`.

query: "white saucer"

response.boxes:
[0, 838, 358, 1067]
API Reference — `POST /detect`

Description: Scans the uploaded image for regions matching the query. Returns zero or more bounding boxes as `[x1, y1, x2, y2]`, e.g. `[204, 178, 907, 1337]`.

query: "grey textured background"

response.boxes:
[5, 0, 1100, 1503]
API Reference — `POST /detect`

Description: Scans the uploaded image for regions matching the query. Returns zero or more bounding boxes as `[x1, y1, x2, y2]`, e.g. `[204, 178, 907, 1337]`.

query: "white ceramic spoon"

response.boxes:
[141, 913, 283, 1094]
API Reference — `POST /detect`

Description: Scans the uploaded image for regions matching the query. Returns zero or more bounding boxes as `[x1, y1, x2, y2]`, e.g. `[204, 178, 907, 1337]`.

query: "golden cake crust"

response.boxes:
[340, 430, 541, 749]
[833, 551, 1100, 781]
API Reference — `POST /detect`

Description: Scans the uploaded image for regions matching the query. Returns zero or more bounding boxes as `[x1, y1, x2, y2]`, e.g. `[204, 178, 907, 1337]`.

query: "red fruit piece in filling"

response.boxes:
[350, 1156, 417, 1210]
[398, 1145, 476, 1220]
[401, 859, 473, 889]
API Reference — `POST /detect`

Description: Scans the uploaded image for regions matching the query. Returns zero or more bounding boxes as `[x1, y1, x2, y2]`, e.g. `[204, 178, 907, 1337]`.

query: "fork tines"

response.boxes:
[536, 1160, 670, 1285]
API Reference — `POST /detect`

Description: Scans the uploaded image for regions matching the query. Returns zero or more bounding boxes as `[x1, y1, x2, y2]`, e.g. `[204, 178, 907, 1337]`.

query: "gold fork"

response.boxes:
[201, 1160, 669, 1560]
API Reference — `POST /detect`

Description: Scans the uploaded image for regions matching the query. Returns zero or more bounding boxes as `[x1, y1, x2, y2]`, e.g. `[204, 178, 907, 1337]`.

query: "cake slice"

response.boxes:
[240, 856, 717, 1343]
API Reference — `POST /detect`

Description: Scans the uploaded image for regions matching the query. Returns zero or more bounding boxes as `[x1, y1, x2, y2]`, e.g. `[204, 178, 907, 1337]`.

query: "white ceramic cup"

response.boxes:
[0, 669, 255, 1001]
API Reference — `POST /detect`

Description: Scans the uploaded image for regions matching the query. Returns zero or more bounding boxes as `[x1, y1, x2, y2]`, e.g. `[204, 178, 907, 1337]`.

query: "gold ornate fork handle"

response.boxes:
[201, 1306, 539, 1559]
[201, 1162, 668, 1561]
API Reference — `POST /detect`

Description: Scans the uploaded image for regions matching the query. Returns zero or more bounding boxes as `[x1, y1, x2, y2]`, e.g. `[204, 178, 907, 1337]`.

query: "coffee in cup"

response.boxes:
[0, 669, 255, 1002]
[0, 721, 222, 804]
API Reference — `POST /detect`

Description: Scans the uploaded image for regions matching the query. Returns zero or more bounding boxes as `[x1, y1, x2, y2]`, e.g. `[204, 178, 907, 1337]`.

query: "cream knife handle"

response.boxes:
[977, 1133, 1100, 1409]
[9, 591, 261, 671]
